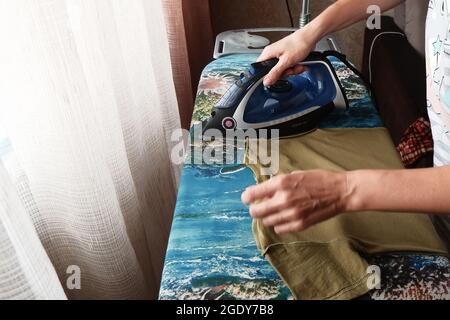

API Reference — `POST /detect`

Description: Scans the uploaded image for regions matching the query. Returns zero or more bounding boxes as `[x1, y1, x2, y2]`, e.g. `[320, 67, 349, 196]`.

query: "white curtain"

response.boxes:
[0, 0, 181, 299]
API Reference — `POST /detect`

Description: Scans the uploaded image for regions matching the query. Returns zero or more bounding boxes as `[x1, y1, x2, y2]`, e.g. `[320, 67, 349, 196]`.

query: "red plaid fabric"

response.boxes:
[396, 117, 434, 167]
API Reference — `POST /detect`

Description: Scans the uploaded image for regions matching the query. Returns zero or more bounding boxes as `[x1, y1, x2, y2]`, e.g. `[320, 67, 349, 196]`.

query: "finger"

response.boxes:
[241, 175, 289, 204]
[257, 47, 277, 62]
[283, 64, 307, 78]
[293, 65, 306, 74]
[249, 192, 291, 218]
[273, 206, 337, 235]
[264, 58, 290, 86]
[301, 206, 339, 230]
[242, 182, 278, 205]
[261, 207, 299, 227]
[273, 219, 306, 235]
[282, 68, 295, 77]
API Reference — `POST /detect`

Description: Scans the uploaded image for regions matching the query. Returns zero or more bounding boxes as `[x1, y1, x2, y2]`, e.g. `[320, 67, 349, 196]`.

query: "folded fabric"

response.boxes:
[246, 128, 447, 300]
[396, 117, 434, 167]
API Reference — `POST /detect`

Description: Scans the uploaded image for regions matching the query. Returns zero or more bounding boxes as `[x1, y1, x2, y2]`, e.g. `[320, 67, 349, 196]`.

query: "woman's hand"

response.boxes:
[257, 30, 317, 87]
[257, 0, 406, 87]
[241, 170, 352, 234]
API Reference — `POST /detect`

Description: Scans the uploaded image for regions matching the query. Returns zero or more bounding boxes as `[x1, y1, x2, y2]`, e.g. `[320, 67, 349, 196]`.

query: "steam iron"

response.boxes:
[202, 51, 348, 137]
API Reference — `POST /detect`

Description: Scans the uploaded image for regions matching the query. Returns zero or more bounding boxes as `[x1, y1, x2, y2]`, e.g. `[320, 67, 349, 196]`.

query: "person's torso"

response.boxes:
[426, 0, 450, 167]
[426, 0, 450, 239]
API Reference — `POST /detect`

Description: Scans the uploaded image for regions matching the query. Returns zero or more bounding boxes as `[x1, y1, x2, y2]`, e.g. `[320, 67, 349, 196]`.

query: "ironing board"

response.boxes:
[159, 54, 450, 300]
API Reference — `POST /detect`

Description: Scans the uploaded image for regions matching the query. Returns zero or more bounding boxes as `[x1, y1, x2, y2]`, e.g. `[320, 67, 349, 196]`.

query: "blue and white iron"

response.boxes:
[202, 51, 349, 137]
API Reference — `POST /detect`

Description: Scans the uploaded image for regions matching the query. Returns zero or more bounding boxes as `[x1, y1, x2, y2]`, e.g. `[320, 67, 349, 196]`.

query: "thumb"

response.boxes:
[264, 58, 289, 86]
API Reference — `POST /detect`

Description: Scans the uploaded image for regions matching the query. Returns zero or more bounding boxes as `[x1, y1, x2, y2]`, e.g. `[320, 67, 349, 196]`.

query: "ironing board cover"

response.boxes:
[159, 54, 450, 300]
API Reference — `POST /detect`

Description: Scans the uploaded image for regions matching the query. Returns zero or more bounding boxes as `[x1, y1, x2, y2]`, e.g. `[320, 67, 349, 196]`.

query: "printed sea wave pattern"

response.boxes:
[160, 165, 292, 300]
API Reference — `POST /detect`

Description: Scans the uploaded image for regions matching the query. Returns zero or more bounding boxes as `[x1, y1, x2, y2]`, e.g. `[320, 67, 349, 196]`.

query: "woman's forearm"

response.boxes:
[301, 0, 406, 45]
[258, 0, 406, 85]
[346, 166, 450, 215]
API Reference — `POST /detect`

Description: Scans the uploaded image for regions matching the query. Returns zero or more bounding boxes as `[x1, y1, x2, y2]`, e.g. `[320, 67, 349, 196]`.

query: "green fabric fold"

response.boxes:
[246, 128, 447, 300]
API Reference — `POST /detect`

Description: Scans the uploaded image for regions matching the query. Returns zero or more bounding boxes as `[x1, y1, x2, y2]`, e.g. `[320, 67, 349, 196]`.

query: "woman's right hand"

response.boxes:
[257, 30, 317, 87]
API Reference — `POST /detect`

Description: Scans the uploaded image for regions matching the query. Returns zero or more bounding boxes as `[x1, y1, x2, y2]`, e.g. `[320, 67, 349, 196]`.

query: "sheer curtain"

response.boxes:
[0, 0, 181, 299]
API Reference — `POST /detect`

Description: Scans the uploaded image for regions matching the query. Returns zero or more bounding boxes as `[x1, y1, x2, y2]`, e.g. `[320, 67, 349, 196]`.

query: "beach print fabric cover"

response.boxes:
[159, 53, 450, 300]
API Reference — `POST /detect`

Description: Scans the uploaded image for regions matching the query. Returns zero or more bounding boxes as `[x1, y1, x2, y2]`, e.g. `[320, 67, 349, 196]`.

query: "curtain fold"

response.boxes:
[0, 0, 181, 299]
[0, 162, 67, 300]
[162, 0, 213, 129]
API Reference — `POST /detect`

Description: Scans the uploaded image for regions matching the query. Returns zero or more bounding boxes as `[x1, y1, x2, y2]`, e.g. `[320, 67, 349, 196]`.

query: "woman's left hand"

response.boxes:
[241, 170, 352, 234]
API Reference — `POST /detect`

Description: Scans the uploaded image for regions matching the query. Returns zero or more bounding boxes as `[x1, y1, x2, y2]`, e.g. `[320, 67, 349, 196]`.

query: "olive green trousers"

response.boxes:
[247, 128, 447, 300]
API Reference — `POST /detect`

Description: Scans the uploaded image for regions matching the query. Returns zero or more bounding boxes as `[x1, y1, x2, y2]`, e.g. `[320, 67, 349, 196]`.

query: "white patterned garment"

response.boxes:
[426, 0, 450, 231]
